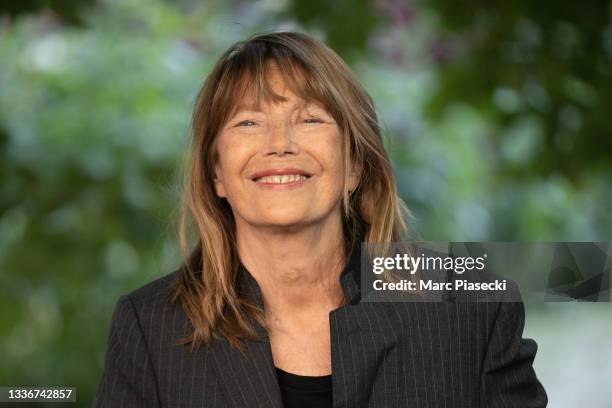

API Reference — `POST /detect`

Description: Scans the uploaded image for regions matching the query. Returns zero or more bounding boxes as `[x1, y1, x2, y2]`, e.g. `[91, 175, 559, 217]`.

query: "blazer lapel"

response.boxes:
[330, 231, 378, 408]
[208, 264, 284, 408]
[208, 332, 283, 408]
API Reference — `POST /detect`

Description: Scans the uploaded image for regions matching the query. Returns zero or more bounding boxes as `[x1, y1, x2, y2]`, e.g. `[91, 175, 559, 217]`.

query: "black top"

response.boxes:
[275, 367, 333, 408]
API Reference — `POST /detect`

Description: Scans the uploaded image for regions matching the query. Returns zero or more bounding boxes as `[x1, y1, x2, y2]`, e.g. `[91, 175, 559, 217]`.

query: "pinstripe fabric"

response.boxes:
[94, 234, 548, 407]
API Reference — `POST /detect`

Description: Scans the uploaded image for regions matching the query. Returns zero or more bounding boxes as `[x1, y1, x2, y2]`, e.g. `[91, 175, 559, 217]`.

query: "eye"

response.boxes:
[236, 120, 257, 127]
[303, 117, 323, 124]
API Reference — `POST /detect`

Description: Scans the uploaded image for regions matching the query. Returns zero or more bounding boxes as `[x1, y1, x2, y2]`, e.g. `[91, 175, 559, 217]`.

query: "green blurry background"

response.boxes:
[1, 0, 611, 406]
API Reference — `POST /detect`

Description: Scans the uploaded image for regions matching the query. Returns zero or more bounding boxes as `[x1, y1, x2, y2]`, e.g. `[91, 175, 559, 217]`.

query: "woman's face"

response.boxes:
[213, 63, 359, 230]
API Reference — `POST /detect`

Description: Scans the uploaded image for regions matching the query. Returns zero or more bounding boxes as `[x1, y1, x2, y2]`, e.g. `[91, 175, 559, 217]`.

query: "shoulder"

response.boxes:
[126, 269, 179, 301]
[106, 268, 191, 351]
[108, 268, 183, 329]
[365, 276, 526, 337]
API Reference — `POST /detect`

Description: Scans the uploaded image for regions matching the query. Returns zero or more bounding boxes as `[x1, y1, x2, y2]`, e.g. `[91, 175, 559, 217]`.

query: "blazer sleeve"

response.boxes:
[94, 295, 161, 407]
[480, 295, 548, 407]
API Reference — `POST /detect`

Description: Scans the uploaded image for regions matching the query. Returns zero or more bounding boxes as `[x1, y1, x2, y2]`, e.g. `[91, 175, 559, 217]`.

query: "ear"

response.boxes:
[213, 163, 227, 198]
[347, 160, 362, 193]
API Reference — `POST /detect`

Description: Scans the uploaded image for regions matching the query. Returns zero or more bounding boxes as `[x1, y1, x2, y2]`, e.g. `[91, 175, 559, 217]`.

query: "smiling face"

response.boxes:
[212, 62, 360, 230]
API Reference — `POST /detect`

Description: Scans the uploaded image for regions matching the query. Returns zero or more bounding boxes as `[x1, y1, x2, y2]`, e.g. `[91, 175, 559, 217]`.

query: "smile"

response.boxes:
[254, 174, 310, 184]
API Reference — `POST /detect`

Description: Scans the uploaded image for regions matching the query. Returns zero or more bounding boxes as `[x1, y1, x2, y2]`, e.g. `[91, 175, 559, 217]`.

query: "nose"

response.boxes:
[265, 119, 298, 157]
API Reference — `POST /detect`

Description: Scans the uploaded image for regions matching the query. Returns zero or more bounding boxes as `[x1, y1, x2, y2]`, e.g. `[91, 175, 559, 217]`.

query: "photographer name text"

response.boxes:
[373, 279, 507, 291]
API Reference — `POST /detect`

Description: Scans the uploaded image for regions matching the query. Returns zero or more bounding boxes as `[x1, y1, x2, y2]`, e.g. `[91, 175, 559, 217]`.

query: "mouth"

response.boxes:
[251, 168, 312, 184]
[252, 174, 312, 185]
[250, 168, 313, 185]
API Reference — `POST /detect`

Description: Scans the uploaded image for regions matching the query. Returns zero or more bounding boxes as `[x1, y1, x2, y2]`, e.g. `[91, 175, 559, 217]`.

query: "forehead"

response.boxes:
[232, 95, 324, 113]
[226, 60, 329, 115]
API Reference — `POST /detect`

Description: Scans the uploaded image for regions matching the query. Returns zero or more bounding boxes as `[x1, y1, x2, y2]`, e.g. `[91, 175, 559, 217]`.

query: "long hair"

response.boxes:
[171, 31, 411, 352]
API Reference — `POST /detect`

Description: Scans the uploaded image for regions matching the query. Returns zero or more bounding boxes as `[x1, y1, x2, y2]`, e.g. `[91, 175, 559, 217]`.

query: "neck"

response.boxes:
[235, 215, 348, 320]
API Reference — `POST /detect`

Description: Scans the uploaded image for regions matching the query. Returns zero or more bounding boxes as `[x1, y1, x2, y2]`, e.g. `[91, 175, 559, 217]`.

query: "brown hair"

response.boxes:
[171, 31, 411, 352]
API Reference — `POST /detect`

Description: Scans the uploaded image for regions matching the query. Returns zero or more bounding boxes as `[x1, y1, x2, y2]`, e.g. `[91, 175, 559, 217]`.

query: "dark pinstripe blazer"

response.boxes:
[94, 234, 548, 407]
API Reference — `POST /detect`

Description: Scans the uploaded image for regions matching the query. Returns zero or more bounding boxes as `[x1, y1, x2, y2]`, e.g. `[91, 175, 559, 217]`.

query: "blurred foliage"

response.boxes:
[426, 0, 612, 182]
[0, 0, 610, 405]
[0, 0, 96, 26]
[0, 0, 239, 402]
[283, 0, 383, 59]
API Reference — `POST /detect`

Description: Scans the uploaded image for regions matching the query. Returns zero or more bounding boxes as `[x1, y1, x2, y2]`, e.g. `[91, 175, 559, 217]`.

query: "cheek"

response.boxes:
[314, 135, 347, 189]
[216, 137, 251, 178]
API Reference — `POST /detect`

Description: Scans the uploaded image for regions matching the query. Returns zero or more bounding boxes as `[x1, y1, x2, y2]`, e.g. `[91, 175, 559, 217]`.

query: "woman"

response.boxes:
[94, 31, 547, 407]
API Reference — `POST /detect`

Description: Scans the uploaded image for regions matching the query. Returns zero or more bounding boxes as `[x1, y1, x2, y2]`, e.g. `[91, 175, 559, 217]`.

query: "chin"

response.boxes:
[261, 213, 310, 227]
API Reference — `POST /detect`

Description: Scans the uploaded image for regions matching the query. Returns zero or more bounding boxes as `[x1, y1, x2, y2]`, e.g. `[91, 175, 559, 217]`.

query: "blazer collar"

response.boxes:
[209, 225, 365, 407]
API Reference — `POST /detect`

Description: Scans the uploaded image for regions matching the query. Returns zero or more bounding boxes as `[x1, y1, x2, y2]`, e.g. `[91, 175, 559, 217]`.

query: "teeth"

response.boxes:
[256, 174, 308, 184]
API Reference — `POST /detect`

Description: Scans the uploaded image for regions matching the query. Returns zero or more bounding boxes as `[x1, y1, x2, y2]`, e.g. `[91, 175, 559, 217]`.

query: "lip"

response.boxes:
[250, 167, 312, 181]
[250, 167, 313, 190]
